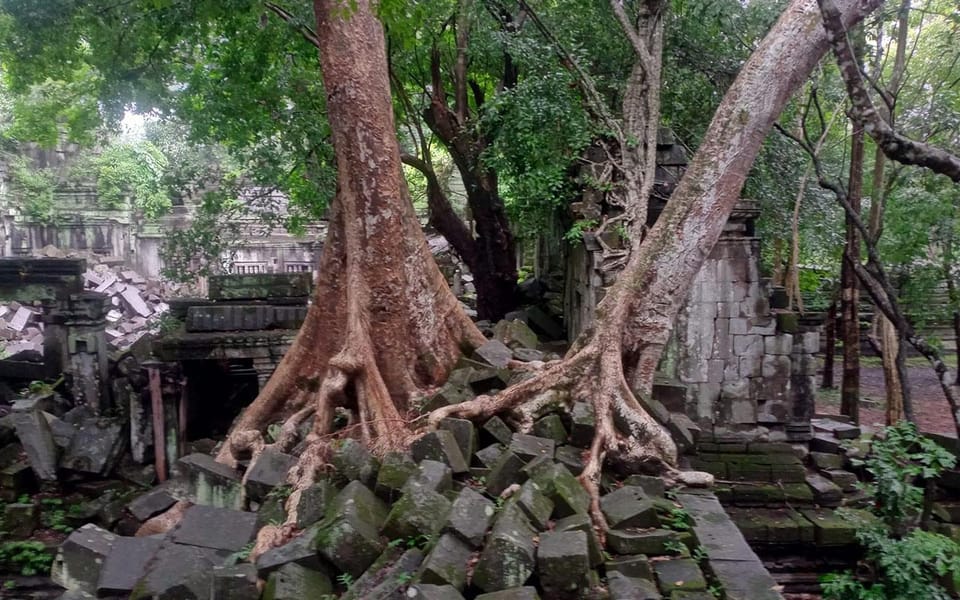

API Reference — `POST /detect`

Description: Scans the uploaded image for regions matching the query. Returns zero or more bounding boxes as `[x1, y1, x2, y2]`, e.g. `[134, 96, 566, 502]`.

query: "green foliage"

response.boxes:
[39, 498, 72, 534]
[853, 421, 955, 528]
[0, 541, 53, 576]
[86, 141, 171, 217]
[822, 422, 960, 599]
[387, 534, 432, 550]
[336, 572, 355, 589]
[9, 158, 59, 224]
[665, 507, 693, 531]
[564, 219, 598, 245]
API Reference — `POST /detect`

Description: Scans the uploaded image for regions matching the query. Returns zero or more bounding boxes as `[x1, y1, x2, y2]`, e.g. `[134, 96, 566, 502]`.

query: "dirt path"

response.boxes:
[817, 366, 957, 437]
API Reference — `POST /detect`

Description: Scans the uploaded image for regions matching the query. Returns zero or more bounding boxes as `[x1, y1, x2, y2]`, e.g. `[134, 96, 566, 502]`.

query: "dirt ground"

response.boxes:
[817, 365, 957, 437]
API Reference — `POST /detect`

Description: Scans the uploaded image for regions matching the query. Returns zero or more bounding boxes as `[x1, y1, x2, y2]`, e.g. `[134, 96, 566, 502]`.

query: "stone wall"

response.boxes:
[560, 134, 817, 442]
[665, 202, 817, 441]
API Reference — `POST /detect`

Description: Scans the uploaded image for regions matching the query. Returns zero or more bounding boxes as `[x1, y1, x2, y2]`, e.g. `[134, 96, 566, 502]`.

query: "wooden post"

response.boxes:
[148, 366, 167, 482]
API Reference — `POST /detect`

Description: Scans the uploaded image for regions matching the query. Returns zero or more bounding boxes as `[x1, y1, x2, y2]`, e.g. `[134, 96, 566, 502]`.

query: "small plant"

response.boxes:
[266, 485, 293, 502]
[226, 542, 255, 565]
[0, 541, 54, 576]
[336, 572, 355, 589]
[563, 219, 598, 245]
[691, 545, 708, 562]
[39, 498, 73, 534]
[666, 507, 692, 531]
[663, 539, 686, 555]
[821, 422, 960, 599]
[3, 580, 15, 590]
[395, 572, 414, 586]
[388, 534, 432, 550]
[708, 583, 724, 598]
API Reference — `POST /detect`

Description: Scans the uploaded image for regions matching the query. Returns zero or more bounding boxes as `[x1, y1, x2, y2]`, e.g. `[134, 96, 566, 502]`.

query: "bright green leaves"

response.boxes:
[86, 141, 171, 217]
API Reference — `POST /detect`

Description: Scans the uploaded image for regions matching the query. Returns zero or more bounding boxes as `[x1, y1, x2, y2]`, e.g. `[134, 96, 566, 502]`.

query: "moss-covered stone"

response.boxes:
[382, 484, 452, 540]
[653, 559, 706, 592]
[607, 528, 681, 555]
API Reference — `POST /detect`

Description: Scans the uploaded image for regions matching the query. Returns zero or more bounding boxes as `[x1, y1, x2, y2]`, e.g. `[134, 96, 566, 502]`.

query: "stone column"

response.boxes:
[42, 292, 111, 413]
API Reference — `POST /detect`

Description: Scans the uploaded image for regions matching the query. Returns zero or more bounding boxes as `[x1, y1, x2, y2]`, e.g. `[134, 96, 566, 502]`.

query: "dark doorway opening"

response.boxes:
[182, 359, 259, 440]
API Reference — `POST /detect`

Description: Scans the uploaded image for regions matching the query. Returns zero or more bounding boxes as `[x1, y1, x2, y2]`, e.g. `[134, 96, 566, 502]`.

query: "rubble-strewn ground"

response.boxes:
[0, 246, 179, 358]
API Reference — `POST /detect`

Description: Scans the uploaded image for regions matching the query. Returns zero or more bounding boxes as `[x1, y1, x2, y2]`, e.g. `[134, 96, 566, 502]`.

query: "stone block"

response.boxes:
[801, 331, 819, 354]
[733, 335, 761, 358]
[800, 508, 859, 546]
[805, 473, 842, 506]
[569, 402, 595, 448]
[492, 319, 539, 350]
[177, 453, 244, 509]
[509, 433, 556, 462]
[170, 504, 258, 552]
[12, 398, 59, 480]
[532, 414, 568, 443]
[538, 530, 590, 596]
[601, 486, 660, 530]
[653, 559, 707, 592]
[474, 339, 514, 369]
[607, 528, 680, 555]
[412, 430, 468, 474]
[408, 584, 467, 599]
[60, 417, 125, 477]
[809, 451, 844, 470]
[475, 443, 506, 468]
[374, 453, 418, 501]
[439, 418, 477, 464]
[210, 564, 259, 600]
[605, 555, 653, 579]
[51, 524, 116, 595]
[622, 475, 666, 498]
[295, 479, 337, 528]
[314, 482, 388, 577]
[407, 459, 454, 494]
[418, 533, 472, 590]
[606, 571, 661, 599]
[382, 483, 452, 540]
[775, 312, 799, 333]
[421, 383, 474, 413]
[823, 469, 858, 492]
[810, 433, 842, 454]
[255, 523, 328, 576]
[472, 504, 537, 592]
[332, 438, 380, 487]
[554, 513, 603, 567]
[129, 541, 222, 599]
[244, 447, 296, 502]
[341, 546, 423, 600]
[554, 445, 584, 475]
[3, 502, 37, 537]
[262, 563, 332, 599]
[485, 450, 527, 497]
[97, 536, 163, 596]
[475, 588, 540, 600]
[527, 462, 589, 518]
[444, 487, 495, 548]
[482, 416, 514, 446]
[515, 480, 553, 530]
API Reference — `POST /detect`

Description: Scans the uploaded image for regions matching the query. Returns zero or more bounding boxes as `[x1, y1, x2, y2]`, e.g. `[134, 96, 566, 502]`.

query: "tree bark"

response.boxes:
[840, 116, 863, 424]
[219, 0, 484, 553]
[822, 295, 838, 389]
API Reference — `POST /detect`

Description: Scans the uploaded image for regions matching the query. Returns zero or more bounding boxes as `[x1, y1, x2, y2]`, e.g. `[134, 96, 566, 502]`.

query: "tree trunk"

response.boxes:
[840, 114, 864, 424]
[219, 0, 484, 550]
[432, 0, 882, 536]
[822, 295, 838, 389]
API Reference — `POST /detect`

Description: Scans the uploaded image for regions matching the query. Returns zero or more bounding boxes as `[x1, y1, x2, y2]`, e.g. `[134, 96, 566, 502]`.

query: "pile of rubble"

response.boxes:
[0, 246, 172, 356]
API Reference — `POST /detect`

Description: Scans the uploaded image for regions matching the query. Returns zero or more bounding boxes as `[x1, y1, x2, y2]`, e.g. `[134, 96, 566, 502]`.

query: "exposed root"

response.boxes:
[425, 338, 707, 543]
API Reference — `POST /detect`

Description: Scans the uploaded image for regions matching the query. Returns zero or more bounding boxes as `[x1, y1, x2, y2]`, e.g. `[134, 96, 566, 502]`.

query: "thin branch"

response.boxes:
[818, 0, 960, 182]
[264, 2, 321, 48]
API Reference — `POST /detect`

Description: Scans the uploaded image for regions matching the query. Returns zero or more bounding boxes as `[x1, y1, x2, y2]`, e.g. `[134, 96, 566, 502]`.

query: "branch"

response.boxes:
[609, 0, 655, 72]
[400, 154, 477, 264]
[516, 0, 623, 138]
[818, 0, 960, 182]
[264, 2, 320, 49]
